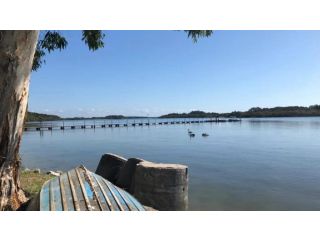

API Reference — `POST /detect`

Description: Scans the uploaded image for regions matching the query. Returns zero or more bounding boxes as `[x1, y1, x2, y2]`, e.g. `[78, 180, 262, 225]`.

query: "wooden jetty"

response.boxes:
[24, 118, 241, 132]
[27, 165, 146, 211]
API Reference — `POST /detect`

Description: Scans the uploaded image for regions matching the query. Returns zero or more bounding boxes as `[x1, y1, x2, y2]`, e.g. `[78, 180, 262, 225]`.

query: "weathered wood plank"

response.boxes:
[69, 169, 87, 210]
[75, 167, 92, 211]
[122, 187, 145, 211]
[59, 176, 68, 211]
[89, 172, 110, 211]
[114, 186, 137, 211]
[67, 171, 80, 211]
[125, 192, 145, 211]
[102, 178, 128, 211]
[83, 169, 104, 211]
[92, 174, 113, 210]
[49, 181, 55, 211]
[97, 176, 121, 211]
[60, 173, 75, 211]
[51, 177, 63, 211]
[40, 181, 50, 211]
[78, 167, 100, 211]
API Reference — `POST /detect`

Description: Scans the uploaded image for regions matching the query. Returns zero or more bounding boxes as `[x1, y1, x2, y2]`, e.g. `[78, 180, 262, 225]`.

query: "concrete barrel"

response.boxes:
[133, 162, 188, 211]
[95, 153, 127, 184]
[116, 157, 149, 193]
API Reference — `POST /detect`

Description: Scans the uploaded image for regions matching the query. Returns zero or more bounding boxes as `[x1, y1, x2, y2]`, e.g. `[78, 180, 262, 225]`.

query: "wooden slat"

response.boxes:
[67, 171, 80, 211]
[83, 169, 104, 211]
[60, 173, 75, 211]
[125, 192, 145, 211]
[121, 188, 145, 211]
[114, 186, 137, 211]
[85, 171, 110, 211]
[107, 181, 130, 211]
[40, 181, 50, 211]
[102, 179, 126, 211]
[59, 176, 68, 211]
[49, 181, 55, 211]
[91, 174, 113, 211]
[97, 176, 120, 211]
[83, 166, 105, 210]
[69, 169, 86, 210]
[78, 168, 100, 211]
[75, 167, 92, 211]
[51, 177, 63, 211]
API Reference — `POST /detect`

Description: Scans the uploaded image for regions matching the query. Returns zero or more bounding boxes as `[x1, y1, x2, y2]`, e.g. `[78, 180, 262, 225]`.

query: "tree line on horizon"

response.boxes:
[160, 105, 320, 118]
[26, 105, 320, 121]
[25, 112, 149, 122]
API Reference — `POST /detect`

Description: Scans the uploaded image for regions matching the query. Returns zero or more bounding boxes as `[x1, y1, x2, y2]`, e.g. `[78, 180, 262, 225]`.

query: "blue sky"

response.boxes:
[29, 30, 320, 117]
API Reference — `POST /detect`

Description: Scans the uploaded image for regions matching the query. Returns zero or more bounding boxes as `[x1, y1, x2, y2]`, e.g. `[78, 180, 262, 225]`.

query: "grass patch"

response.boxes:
[20, 171, 54, 198]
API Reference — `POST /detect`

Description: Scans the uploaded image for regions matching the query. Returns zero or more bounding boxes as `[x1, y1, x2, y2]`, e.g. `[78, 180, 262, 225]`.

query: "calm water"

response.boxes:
[20, 117, 320, 210]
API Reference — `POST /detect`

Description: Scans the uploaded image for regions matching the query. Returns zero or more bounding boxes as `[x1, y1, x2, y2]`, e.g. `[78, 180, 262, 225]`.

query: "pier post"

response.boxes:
[133, 162, 188, 211]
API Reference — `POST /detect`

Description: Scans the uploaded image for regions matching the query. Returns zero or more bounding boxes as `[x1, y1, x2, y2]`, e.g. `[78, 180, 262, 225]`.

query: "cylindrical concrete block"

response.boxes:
[116, 157, 149, 193]
[95, 153, 127, 184]
[133, 162, 188, 211]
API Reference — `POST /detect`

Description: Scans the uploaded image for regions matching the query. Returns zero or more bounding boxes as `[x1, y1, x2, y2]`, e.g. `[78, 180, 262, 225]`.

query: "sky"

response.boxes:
[29, 30, 320, 117]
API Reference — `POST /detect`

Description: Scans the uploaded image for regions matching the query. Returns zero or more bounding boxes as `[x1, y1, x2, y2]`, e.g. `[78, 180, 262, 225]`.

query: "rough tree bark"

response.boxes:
[0, 31, 39, 210]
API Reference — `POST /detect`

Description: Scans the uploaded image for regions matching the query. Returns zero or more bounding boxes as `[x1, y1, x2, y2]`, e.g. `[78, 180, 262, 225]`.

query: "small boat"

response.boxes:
[27, 165, 146, 211]
[202, 133, 209, 137]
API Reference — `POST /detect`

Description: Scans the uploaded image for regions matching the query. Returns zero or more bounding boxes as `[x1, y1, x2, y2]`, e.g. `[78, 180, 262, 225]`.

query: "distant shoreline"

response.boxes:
[160, 105, 320, 119]
[26, 105, 320, 121]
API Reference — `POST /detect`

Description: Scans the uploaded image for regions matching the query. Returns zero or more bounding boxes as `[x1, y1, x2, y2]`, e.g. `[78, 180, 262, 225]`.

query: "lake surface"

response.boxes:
[20, 117, 320, 210]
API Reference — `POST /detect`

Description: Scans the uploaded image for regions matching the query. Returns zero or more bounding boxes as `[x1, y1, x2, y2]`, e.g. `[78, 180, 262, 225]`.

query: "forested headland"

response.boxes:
[160, 105, 320, 118]
[26, 112, 61, 122]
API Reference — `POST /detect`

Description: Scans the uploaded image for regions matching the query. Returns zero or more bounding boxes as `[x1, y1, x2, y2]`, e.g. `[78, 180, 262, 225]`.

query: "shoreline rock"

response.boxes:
[46, 171, 61, 176]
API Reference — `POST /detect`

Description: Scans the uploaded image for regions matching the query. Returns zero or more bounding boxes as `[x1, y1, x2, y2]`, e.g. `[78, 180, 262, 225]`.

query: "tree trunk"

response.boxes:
[0, 31, 38, 210]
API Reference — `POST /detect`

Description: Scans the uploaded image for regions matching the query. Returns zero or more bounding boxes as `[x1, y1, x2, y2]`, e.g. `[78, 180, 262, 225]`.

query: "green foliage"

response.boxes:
[32, 30, 105, 71]
[81, 30, 105, 51]
[26, 111, 61, 122]
[161, 105, 320, 118]
[39, 31, 68, 53]
[32, 31, 68, 71]
[161, 110, 219, 118]
[184, 30, 213, 42]
[309, 104, 320, 110]
[32, 44, 46, 71]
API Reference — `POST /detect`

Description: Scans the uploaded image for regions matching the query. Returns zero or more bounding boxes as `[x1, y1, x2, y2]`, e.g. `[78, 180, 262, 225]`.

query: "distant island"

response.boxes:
[160, 105, 320, 118]
[26, 105, 320, 121]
